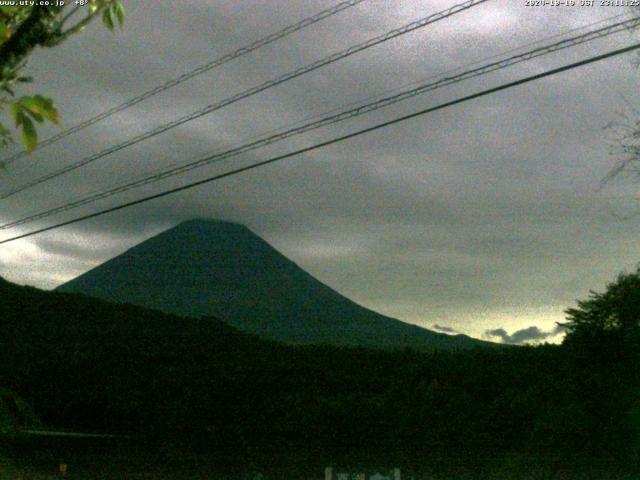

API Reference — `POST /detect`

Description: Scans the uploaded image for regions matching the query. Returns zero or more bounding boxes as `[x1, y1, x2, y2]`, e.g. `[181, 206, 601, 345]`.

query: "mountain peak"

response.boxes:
[176, 218, 250, 230]
[166, 218, 255, 238]
[57, 220, 492, 351]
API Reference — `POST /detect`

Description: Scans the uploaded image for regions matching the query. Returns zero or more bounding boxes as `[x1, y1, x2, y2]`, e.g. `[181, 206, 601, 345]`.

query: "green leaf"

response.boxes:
[26, 109, 44, 123]
[114, 1, 125, 27]
[15, 110, 28, 128]
[102, 6, 114, 31]
[19, 96, 42, 114]
[33, 95, 59, 124]
[0, 21, 10, 42]
[11, 103, 22, 126]
[16, 95, 59, 125]
[20, 115, 37, 152]
[33, 94, 52, 107]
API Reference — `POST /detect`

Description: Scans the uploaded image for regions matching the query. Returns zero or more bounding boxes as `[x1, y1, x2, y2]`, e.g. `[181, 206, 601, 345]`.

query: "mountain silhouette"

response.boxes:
[57, 219, 490, 350]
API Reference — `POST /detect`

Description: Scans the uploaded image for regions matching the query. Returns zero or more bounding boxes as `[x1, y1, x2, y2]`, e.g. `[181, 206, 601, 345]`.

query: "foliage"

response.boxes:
[561, 267, 640, 475]
[10, 94, 59, 152]
[563, 266, 640, 335]
[0, 1, 124, 157]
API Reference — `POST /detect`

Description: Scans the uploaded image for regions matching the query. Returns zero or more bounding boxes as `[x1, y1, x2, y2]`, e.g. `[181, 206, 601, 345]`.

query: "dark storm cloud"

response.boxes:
[1, 0, 639, 337]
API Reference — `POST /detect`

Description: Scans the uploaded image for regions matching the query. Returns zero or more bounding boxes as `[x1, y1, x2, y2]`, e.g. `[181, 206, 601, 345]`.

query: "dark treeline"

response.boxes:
[0, 274, 638, 479]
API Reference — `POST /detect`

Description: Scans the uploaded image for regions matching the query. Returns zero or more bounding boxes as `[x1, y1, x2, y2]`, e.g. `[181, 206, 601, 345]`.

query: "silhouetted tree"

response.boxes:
[563, 266, 640, 336]
[561, 267, 640, 472]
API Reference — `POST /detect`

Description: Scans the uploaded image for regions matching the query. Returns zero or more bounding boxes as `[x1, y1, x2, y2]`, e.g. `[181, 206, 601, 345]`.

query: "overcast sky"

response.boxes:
[1, 0, 639, 343]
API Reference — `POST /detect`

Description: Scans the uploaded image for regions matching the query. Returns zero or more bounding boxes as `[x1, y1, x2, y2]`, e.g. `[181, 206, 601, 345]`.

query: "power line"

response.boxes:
[0, 0, 369, 167]
[2, 41, 638, 246]
[0, 0, 490, 200]
[163, 11, 633, 161]
[3, 15, 638, 231]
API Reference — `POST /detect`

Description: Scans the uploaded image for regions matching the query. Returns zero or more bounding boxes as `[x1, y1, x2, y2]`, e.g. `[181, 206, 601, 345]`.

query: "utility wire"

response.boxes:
[0, 0, 369, 167]
[2, 15, 638, 231]
[2, 41, 639, 245]
[0, 0, 489, 200]
[168, 11, 632, 162]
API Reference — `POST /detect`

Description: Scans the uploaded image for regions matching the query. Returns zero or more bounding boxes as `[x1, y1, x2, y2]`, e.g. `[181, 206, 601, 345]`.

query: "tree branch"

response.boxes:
[0, 6, 63, 81]
[48, 11, 101, 46]
[59, 5, 82, 28]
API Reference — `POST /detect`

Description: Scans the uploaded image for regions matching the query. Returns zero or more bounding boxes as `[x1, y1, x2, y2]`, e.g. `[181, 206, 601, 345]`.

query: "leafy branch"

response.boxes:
[0, 1, 124, 158]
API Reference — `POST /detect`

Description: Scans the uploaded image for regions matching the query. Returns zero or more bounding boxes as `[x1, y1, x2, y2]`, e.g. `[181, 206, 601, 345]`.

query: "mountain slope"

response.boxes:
[57, 219, 490, 350]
